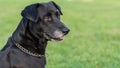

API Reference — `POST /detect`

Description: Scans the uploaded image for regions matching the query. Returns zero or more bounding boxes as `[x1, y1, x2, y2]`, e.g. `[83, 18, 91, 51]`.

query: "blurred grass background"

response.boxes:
[0, 0, 120, 68]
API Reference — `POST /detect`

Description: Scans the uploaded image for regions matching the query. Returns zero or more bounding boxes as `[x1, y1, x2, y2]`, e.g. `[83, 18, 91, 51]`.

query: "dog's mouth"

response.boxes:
[52, 36, 64, 41]
[44, 33, 64, 41]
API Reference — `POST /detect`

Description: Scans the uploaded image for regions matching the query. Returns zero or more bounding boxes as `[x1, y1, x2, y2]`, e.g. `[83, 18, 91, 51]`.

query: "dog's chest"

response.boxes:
[9, 49, 46, 68]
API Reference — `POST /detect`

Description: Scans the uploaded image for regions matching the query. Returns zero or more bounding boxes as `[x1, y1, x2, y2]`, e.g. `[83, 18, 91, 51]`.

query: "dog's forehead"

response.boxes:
[43, 2, 58, 12]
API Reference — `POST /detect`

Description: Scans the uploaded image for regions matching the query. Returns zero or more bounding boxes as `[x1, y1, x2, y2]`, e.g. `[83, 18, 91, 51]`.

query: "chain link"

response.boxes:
[15, 43, 45, 57]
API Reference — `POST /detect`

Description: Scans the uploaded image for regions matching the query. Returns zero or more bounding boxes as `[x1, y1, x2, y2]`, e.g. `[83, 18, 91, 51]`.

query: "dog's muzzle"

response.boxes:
[43, 29, 69, 42]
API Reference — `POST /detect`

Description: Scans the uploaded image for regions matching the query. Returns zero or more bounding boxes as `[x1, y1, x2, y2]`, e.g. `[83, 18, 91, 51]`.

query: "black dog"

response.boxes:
[0, 1, 70, 68]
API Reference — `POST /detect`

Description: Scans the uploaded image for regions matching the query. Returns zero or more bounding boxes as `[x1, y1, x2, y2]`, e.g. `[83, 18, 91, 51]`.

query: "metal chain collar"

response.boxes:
[14, 43, 45, 57]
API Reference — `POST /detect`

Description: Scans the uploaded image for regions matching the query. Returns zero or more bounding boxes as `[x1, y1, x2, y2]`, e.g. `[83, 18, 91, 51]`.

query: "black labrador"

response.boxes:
[0, 1, 70, 68]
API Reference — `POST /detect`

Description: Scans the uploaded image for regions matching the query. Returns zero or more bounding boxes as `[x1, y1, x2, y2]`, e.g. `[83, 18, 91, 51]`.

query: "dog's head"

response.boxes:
[21, 1, 70, 41]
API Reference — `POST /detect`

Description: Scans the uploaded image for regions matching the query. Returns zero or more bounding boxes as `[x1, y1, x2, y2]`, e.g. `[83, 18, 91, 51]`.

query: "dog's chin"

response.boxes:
[44, 33, 64, 42]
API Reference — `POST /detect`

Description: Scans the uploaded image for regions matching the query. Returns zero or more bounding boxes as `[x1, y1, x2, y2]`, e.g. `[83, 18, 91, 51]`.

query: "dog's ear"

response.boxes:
[50, 1, 63, 15]
[21, 3, 40, 22]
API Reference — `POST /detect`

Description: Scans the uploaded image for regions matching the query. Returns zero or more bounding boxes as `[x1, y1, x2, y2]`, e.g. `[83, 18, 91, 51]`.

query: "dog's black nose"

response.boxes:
[62, 27, 70, 35]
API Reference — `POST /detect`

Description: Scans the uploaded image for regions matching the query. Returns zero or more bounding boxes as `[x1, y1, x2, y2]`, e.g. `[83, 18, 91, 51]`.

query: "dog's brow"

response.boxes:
[56, 9, 59, 12]
[48, 9, 59, 14]
[55, 9, 60, 13]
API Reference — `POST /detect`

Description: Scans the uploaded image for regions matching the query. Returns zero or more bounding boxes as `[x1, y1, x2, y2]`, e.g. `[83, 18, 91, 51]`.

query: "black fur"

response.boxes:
[0, 1, 70, 68]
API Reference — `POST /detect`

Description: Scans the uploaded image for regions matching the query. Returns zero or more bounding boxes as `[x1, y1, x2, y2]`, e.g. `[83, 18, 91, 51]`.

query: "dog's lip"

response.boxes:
[45, 33, 64, 41]
[52, 36, 64, 41]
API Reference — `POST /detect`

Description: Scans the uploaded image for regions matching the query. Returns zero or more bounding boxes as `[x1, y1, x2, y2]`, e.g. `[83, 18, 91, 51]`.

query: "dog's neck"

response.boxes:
[12, 18, 48, 55]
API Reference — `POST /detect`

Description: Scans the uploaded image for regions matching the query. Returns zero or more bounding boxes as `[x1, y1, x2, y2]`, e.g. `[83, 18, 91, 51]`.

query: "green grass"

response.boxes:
[0, 0, 120, 68]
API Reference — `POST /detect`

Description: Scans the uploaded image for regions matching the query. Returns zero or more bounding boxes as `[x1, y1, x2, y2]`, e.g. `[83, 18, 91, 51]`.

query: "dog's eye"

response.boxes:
[55, 12, 60, 19]
[55, 12, 60, 16]
[47, 13, 52, 16]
